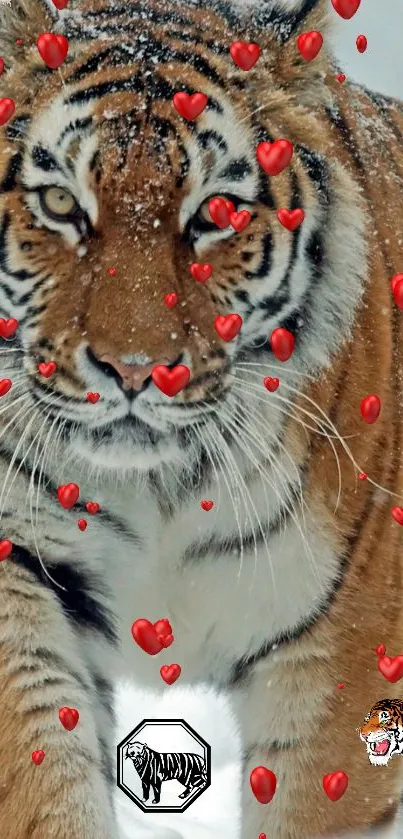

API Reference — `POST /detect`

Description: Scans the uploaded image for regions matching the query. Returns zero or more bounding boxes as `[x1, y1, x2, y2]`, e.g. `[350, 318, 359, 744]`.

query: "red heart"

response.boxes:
[377, 655, 403, 683]
[375, 644, 386, 656]
[336, 73, 346, 84]
[256, 139, 294, 176]
[0, 539, 13, 561]
[0, 318, 18, 339]
[230, 211, 251, 232]
[154, 618, 173, 644]
[77, 519, 87, 532]
[331, 0, 361, 20]
[277, 208, 305, 231]
[259, 835, 267, 839]
[57, 482, 80, 509]
[360, 394, 381, 424]
[160, 664, 181, 685]
[131, 619, 163, 656]
[31, 750, 45, 765]
[37, 34, 69, 70]
[0, 98, 15, 126]
[356, 35, 367, 53]
[270, 328, 295, 362]
[0, 379, 12, 397]
[391, 275, 403, 309]
[358, 472, 367, 480]
[85, 502, 100, 515]
[297, 31, 323, 62]
[158, 633, 174, 648]
[0, 59, 4, 76]
[201, 500, 214, 511]
[190, 263, 213, 284]
[323, 771, 348, 801]
[59, 707, 79, 731]
[214, 314, 243, 342]
[173, 92, 207, 120]
[263, 377, 280, 392]
[38, 361, 57, 378]
[86, 391, 100, 403]
[392, 507, 403, 525]
[52, 0, 70, 9]
[230, 41, 261, 71]
[208, 197, 236, 229]
[250, 766, 277, 804]
[151, 365, 190, 397]
[337, 683, 345, 689]
[164, 292, 178, 308]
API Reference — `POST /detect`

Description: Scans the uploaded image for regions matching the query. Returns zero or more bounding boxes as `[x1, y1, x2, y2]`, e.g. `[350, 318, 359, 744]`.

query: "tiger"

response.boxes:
[124, 740, 207, 804]
[359, 700, 403, 768]
[0, 0, 403, 837]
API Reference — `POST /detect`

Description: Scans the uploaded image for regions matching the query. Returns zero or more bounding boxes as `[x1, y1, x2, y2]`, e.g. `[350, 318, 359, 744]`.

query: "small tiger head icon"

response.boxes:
[359, 699, 403, 765]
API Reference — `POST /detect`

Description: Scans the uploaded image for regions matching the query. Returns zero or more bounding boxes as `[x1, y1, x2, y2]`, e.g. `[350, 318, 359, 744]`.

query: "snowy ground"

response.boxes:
[115, 2, 403, 838]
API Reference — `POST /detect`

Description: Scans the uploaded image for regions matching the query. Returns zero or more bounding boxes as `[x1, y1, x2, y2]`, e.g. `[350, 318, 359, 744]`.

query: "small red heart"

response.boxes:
[356, 35, 367, 53]
[256, 139, 294, 176]
[173, 92, 207, 120]
[0, 59, 4, 76]
[38, 361, 57, 378]
[37, 34, 69, 70]
[336, 73, 346, 83]
[250, 766, 277, 804]
[85, 502, 100, 515]
[16, 40, 23, 47]
[108, 267, 117, 277]
[77, 519, 87, 532]
[391, 506, 403, 526]
[0, 539, 13, 561]
[190, 263, 213, 284]
[258, 835, 267, 839]
[0, 318, 18, 339]
[154, 618, 173, 643]
[160, 664, 181, 685]
[375, 644, 386, 656]
[331, 0, 361, 20]
[230, 41, 261, 71]
[201, 500, 214, 511]
[230, 211, 251, 232]
[59, 707, 79, 731]
[164, 292, 178, 308]
[151, 365, 190, 397]
[57, 483, 80, 510]
[263, 377, 280, 392]
[0, 98, 16, 126]
[391, 275, 403, 309]
[360, 394, 381, 424]
[337, 683, 345, 689]
[208, 197, 236, 229]
[297, 31, 323, 62]
[52, 0, 70, 7]
[131, 619, 163, 656]
[31, 750, 45, 766]
[277, 208, 305, 231]
[0, 379, 12, 397]
[86, 392, 100, 403]
[214, 314, 243, 342]
[358, 472, 368, 480]
[323, 771, 348, 801]
[377, 654, 403, 683]
[270, 328, 295, 362]
[158, 633, 174, 648]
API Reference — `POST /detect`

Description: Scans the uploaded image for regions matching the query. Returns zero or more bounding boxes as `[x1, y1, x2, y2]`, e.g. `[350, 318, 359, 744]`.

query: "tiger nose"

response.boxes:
[98, 353, 168, 391]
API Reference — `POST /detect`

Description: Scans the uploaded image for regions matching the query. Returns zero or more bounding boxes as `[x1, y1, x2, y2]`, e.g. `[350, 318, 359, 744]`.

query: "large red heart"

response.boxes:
[214, 314, 243, 342]
[256, 139, 294, 176]
[230, 41, 261, 71]
[190, 263, 213, 284]
[392, 507, 403, 526]
[131, 619, 174, 655]
[59, 707, 79, 731]
[208, 197, 235, 229]
[360, 394, 381, 424]
[160, 664, 181, 685]
[37, 34, 69, 70]
[277, 208, 305, 231]
[250, 766, 277, 804]
[151, 365, 190, 397]
[0, 540, 13, 561]
[297, 31, 323, 62]
[391, 275, 403, 309]
[0, 98, 15, 127]
[0, 379, 12, 397]
[0, 318, 18, 339]
[323, 771, 348, 801]
[377, 654, 403, 683]
[52, 0, 70, 9]
[57, 483, 80, 509]
[331, 0, 361, 19]
[172, 92, 207, 120]
[270, 328, 295, 362]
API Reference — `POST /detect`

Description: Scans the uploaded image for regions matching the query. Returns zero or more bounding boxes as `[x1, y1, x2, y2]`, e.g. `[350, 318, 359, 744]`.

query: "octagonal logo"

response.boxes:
[117, 718, 211, 812]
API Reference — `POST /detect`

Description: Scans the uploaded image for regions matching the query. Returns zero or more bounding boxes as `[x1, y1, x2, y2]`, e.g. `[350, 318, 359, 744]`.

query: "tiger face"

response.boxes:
[125, 741, 146, 764]
[359, 701, 403, 766]
[0, 0, 365, 476]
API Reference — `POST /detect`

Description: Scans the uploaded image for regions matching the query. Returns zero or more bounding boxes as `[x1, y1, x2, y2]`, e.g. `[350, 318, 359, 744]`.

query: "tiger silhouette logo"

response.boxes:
[359, 699, 403, 765]
[124, 740, 207, 804]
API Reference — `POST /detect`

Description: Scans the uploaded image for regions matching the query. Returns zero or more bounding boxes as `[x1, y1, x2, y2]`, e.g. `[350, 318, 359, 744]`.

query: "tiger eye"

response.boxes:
[42, 186, 76, 216]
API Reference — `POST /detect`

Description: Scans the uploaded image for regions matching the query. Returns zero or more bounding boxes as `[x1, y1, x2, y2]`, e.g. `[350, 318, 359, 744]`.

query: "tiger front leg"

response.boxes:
[0, 561, 118, 839]
[151, 780, 162, 804]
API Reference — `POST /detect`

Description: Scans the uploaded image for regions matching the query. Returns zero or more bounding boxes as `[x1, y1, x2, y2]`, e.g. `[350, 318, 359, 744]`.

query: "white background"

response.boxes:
[116, 2, 403, 838]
